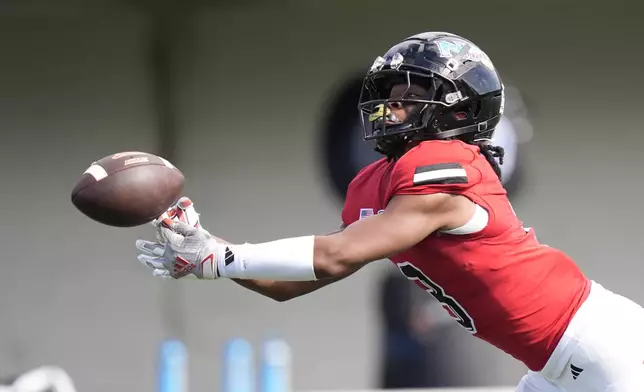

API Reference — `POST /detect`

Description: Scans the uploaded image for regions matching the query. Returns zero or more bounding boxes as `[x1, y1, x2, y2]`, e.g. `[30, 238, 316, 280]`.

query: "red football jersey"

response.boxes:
[341, 140, 590, 371]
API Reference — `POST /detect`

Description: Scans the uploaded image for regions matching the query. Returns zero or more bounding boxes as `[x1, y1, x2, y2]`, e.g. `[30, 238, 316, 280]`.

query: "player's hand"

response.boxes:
[137, 196, 202, 278]
[153, 196, 204, 234]
[137, 218, 222, 279]
[136, 197, 220, 280]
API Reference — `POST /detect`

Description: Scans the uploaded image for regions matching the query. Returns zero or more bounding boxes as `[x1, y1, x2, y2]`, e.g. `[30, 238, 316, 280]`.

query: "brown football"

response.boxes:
[71, 151, 184, 227]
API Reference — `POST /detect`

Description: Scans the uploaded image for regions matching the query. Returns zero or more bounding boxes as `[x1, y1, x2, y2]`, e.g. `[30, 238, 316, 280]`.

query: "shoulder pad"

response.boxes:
[388, 140, 481, 197]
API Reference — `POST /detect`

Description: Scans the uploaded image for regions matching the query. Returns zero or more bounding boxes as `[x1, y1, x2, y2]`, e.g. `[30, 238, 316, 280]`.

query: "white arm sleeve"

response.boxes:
[216, 235, 317, 281]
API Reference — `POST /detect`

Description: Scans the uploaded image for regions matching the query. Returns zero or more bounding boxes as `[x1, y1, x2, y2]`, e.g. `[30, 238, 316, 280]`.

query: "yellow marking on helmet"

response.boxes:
[369, 104, 390, 122]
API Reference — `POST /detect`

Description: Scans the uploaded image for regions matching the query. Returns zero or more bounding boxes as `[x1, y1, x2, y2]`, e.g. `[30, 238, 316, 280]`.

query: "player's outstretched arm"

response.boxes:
[135, 198, 357, 301]
[305, 193, 457, 279]
[213, 229, 361, 302]
[139, 193, 461, 283]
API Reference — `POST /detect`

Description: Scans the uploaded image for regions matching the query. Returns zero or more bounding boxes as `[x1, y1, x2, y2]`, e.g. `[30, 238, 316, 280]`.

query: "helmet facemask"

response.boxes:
[358, 68, 462, 143]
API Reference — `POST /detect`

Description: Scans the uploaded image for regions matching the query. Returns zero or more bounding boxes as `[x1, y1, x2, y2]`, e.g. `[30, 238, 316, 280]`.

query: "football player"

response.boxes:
[136, 32, 644, 391]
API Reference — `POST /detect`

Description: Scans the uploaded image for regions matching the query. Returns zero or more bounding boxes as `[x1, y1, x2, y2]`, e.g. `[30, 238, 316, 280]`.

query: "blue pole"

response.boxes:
[261, 339, 292, 392]
[222, 338, 254, 392]
[158, 339, 188, 392]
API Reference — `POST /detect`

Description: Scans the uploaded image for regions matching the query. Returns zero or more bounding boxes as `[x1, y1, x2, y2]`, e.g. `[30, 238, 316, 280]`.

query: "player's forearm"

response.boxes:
[230, 277, 343, 302]
[215, 234, 363, 281]
[210, 234, 347, 300]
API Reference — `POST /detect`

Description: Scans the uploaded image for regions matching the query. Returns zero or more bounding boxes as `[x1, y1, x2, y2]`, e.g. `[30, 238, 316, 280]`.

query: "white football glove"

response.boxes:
[153, 196, 203, 237]
[136, 197, 222, 280]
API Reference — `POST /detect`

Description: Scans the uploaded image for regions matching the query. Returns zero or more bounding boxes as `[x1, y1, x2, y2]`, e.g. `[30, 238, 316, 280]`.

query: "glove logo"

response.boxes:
[224, 247, 235, 266]
[174, 256, 196, 278]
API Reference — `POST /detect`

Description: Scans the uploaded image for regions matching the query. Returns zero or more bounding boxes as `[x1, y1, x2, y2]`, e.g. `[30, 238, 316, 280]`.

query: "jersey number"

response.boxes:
[397, 262, 477, 334]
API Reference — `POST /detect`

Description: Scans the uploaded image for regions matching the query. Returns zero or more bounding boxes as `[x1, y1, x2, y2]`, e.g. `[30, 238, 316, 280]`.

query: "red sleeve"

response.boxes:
[340, 190, 353, 227]
[341, 159, 386, 227]
[388, 141, 481, 198]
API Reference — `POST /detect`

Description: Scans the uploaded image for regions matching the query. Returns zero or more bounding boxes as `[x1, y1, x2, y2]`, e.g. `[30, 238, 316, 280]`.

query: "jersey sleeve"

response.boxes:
[340, 161, 378, 227]
[388, 141, 481, 198]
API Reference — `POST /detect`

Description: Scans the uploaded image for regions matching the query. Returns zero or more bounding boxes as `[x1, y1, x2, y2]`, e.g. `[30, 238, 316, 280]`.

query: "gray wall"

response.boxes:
[1, 1, 643, 391]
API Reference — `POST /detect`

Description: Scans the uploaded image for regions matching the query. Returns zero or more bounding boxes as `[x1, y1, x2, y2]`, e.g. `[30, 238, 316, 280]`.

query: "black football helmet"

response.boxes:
[358, 32, 505, 159]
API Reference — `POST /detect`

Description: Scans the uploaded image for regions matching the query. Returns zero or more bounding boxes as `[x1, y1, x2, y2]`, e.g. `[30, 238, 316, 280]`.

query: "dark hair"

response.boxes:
[476, 143, 504, 181]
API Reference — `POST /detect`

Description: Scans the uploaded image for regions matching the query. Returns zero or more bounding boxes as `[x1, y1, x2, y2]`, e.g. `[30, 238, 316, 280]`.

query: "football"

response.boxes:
[71, 151, 184, 227]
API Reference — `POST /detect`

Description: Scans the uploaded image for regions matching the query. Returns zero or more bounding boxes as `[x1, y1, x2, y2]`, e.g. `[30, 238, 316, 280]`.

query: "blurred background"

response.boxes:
[1, 0, 643, 391]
